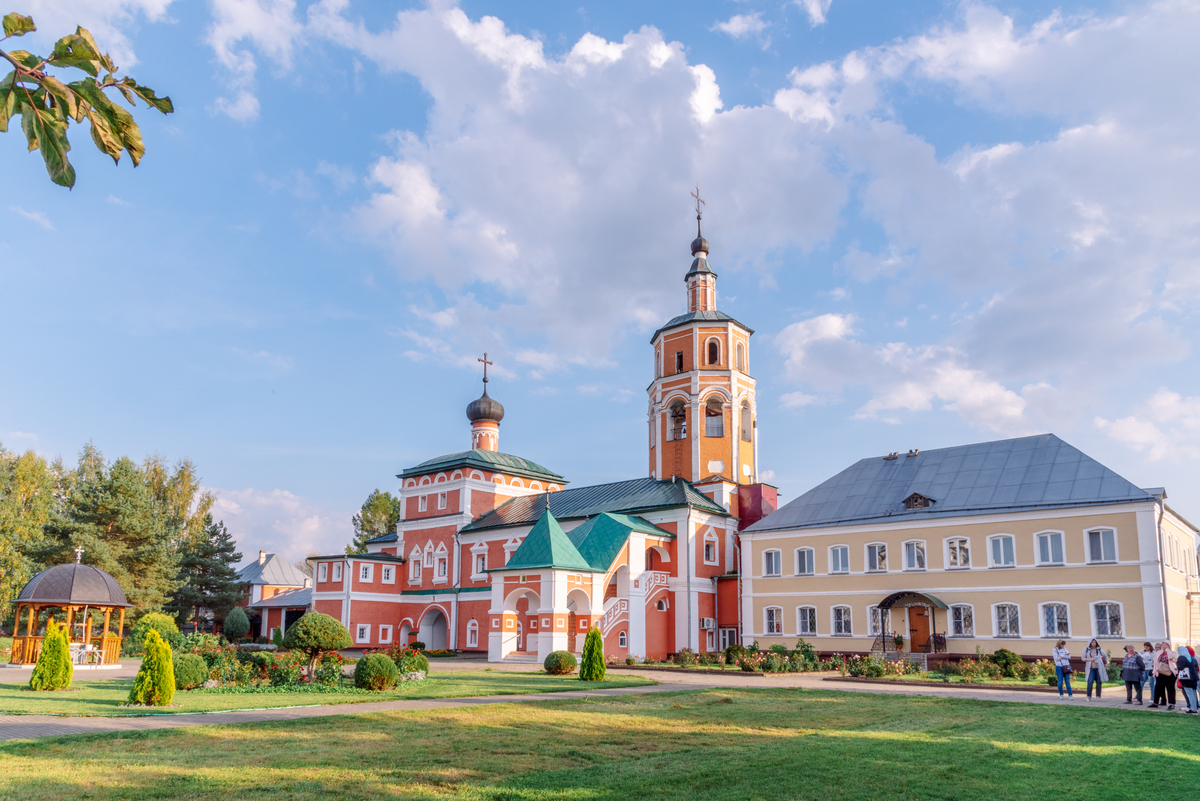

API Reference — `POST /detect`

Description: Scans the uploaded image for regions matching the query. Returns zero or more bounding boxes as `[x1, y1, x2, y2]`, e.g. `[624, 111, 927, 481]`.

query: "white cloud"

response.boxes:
[795, 0, 833, 27]
[17, 0, 174, 69]
[780, 391, 819, 408]
[1096, 389, 1200, 461]
[211, 90, 261, 121]
[712, 13, 767, 39]
[315, 160, 356, 191]
[212, 487, 348, 563]
[105, 194, 133, 207]
[11, 208, 53, 230]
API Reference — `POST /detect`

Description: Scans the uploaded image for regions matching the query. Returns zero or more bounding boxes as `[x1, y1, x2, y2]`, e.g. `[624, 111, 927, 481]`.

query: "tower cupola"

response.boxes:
[685, 188, 717, 312]
[466, 353, 504, 451]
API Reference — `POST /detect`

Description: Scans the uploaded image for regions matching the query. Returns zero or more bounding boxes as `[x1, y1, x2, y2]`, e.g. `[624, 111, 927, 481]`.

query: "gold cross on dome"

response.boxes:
[691, 185, 705, 218]
[478, 353, 493, 383]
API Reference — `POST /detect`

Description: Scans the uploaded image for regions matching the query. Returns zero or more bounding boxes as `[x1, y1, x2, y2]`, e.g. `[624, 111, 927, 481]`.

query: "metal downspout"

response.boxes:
[1158, 496, 1172, 643]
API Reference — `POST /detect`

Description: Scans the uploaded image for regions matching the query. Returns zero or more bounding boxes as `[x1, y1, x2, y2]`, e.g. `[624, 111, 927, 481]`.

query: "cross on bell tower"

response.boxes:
[466, 352, 505, 451]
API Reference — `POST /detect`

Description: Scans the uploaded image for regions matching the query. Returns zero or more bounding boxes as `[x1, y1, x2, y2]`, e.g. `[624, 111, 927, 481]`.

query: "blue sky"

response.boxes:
[3, 0, 1198, 563]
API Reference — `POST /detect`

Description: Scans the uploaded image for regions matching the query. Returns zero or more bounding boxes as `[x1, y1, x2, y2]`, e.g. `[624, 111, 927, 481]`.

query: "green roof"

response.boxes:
[398, 449, 564, 482]
[500, 511, 595, 572]
[568, 513, 673, 571]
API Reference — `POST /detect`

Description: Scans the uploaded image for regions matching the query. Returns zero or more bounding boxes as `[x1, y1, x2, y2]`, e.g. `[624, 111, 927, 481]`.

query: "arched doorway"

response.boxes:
[399, 622, 412, 646]
[418, 608, 448, 651]
[566, 588, 592, 652]
[504, 588, 541, 657]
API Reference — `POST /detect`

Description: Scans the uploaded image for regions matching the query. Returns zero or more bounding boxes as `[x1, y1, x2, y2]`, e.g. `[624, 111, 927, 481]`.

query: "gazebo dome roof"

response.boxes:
[15, 563, 131, 607]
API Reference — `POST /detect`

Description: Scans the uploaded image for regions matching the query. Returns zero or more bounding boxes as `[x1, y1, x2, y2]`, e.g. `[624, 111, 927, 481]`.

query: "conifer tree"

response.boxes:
[346, 490, 401, 554]
[128, 628, 174, 706]
[29, 618, 72, 690]
[165, 515, 245, 631]
[223, 605, 249, 640]
[579, 626, 606, 681]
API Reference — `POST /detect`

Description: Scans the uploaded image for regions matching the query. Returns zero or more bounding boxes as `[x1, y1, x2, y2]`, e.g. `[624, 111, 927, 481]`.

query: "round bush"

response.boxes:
[223, 606, 250, 640]
[354, 653, 399, 690]
[282, 612, 353, 683]
[988, 648, 1023, 678]
[173, 653, 208, 690]
[133, 613, 180, 650]
[543, 650, 577, 675]
[411, 641, 426, 651]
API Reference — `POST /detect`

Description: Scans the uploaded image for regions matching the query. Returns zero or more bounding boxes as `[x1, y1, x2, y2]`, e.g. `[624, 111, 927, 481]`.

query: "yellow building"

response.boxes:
[740, 435, 1200, 659]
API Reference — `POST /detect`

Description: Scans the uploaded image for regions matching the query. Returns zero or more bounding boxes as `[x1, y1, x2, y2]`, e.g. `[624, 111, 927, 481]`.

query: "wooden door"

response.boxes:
[909, 607, 930, 651]
[567, 613, 578, 652]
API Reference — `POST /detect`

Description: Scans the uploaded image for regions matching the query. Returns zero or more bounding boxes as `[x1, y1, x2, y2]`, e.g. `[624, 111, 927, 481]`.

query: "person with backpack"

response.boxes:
[1177, 645, 1198, 714]
[1121, 644, 1146, 705]
[1149, 642, 1178, 709]
[1083, 638, 1109, 700]
[1052, 640, 1074, 699]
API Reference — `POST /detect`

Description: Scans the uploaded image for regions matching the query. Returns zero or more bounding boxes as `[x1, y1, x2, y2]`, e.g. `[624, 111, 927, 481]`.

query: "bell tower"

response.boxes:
[647, 190, 758, 496]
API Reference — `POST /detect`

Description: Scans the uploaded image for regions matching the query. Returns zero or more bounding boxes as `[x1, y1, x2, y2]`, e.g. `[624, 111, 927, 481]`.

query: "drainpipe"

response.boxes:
[1157, 495, 1172, 643]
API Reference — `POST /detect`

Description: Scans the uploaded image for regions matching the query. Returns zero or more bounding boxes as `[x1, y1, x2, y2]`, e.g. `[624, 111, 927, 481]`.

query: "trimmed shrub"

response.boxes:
[354, 653, 399, 690]
[579, 626, 605, 681]
[30, 619, 73, 691]
[133, 613, 181, 651]
[223, 606, 250, 641]
[282, 613, 353, 683]
[988, 648, 1024, 679]
[544, 650, 577, 675]
[128, 629, 176, 706]
[625, 656, 637, 666]
[411, 641, 426, 651]
[173, 653, 208, 690]
[272, 626, 285, 647]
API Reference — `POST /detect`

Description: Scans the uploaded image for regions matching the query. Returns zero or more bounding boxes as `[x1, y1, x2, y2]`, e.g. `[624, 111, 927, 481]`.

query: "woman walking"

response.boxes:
[1149, 642, 1178, 709]
[1141, 641, 1157, 702]
[1121, 644, 1145, 705]
[1083, 638, 1109, 700]
[1052, 640, 1074, 699]
[1177, 646, 1198, 714]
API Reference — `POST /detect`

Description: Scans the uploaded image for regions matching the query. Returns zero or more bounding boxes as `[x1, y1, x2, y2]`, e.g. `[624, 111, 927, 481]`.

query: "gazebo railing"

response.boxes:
[12, 634, 121, 665]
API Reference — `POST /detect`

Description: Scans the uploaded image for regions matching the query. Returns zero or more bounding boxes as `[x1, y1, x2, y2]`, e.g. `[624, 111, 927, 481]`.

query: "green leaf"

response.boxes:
[41, 75, 78, 121]
[49, 32, 102, 77]
[2, 12, 35, 37]
[0, 72, 16, 133]
[7, 50, 41, 69]
[117, 77, 173, 114]
[74, 79, 142, 166]
[19, 103, 74, 188]
[74, 27, 115, 74]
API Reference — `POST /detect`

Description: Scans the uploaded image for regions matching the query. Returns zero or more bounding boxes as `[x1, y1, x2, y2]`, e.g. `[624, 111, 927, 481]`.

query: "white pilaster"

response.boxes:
[628, 534, 647, 658]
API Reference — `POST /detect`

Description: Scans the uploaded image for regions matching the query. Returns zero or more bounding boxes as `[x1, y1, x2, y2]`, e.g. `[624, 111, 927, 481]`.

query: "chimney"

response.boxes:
[304, 577, 312, 589]
[258, 550, 266, 565]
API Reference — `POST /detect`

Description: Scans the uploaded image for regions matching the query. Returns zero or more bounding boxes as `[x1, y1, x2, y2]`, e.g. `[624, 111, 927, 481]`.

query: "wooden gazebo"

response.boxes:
[10, 560, 131, 665]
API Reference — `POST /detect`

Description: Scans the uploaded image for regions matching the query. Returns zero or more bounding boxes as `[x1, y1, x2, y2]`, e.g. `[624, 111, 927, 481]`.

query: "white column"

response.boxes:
[539, 570, 569, 663]
[488, 574, 507, 662]
[690, 399, 701, 480]
[628, 534, 647, 658]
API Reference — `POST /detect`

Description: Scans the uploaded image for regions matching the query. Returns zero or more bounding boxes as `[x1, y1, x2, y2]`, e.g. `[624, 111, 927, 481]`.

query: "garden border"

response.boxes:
[611, 665, 765, 677]
[823, 676, 1066, 693]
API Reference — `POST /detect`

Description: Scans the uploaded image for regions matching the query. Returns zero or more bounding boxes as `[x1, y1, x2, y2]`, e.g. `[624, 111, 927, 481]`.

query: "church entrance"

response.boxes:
[908, 607, 930, 652]
[418, 608, 448, 651]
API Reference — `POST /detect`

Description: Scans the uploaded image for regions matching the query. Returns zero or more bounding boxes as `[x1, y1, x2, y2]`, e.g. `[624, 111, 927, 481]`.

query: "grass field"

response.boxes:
[1, 687, 1197, 799]
[0, 672, 654, 716]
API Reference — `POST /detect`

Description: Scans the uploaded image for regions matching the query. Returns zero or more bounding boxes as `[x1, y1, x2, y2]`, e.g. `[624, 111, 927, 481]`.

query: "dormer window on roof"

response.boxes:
[904, 493, 934, 510]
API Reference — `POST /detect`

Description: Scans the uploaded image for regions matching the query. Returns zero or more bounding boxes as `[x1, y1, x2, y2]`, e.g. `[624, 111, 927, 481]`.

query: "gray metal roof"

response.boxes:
[238, 553, 308, 587]
[746, 434, 1154, 533]
[249, 586, 311, 609]
[650, 311, 754, 343]
[462, 476, 727, 532]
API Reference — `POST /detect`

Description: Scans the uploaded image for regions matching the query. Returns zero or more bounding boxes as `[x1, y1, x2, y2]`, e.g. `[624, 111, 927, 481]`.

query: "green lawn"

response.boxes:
[884, 671, 1127, 688]
[1, 688, 1196, 799]
[0, 672, 654, 716]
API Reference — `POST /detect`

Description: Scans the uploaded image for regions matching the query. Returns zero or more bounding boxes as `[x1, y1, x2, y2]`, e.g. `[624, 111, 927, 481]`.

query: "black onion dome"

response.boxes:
[690, 236, 709, 255]
[15, 563, 131, 607]
[466, 387, 505, 424]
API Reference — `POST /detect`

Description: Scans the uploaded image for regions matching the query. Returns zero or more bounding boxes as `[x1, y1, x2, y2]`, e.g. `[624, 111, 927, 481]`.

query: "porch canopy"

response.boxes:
[10, 563, 132, 665]
[877, 591, 949, 611]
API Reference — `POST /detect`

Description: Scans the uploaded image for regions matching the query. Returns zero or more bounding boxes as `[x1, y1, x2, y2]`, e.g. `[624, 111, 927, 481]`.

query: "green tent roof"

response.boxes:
[500, 510, 595, 572]
[568, 513, 673, 572]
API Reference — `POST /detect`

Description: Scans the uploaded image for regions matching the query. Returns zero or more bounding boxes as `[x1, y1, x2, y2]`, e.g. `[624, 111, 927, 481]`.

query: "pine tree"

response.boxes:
[346, 490, 401, 554]
[579, 626, 606, 681]
[29, 619, 72, 691]
[165, 515, 245, 631]
[128, 628, 175, 706]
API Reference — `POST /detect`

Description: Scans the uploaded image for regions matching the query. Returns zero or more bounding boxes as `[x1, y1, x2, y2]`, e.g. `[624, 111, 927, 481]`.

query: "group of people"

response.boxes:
[1050, 639, 1199, 711]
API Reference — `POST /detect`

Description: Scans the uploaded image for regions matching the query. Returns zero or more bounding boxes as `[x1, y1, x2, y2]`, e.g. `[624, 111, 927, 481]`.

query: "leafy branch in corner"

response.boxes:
[1, 12, 173, 188]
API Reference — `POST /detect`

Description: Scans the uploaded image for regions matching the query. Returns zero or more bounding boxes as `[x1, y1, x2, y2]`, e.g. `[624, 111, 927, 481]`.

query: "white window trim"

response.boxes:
[795, 547, 815, 576]
[332, 562, 343, 582]
[355, 624, 370, 644]
[829, 544, 850, 575]
[705, 336, 721, 365]
[703, 532, 719, 565]
[867, 604, 890, 636]
[1038, 600, 1072, 638]
[948, 603, 975, 638]
[1090, 599, 1125, 639]
[986, 533, 1016, 568]
[359, 563, 374, 583]
[423, 543, 435, 568]
[1084, 527, 1119, 565]
[831, 605, 852, 636]
[944, 536, 971, 570]
[763, 549, 782, 577]
[764, 606, 784, 636]
[796, 605, 817, 636]
[418, 495, 428, 513]
[437, 492, 447, 510]
[618, 631, 627, 648]
[381, 565, 395, 585]
[902, 539, 927, 571]
[318, 563, 328, 582]
[992, 602, 1022, 638]
[466, 620, 479, 648]
[379, 625, 393, 644]
[408, 547, 423, 583]
[1034, 530, 1066, 566]
[864, 542, 888, 573]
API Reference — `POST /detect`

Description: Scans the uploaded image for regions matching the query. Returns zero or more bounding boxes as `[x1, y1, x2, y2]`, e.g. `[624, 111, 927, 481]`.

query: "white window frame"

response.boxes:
[381, 565, 395, 584]
[437, 492, 447, 510]
[1092, 600, 1124, 638]
[993, 602, 1021, 638]
[1039, 601, 1071, 638]
[467, 620, 479, 648]
[356, 624, 370, 644]
[1085, 528, 1118, 564]
[865, 542, 887, 573]
[423, 544, 434, 568]
[987, 534, 1016, 568]
[764, 606, 784, 636]
[618, 630, 627, 648]
[945, 537, 971, 569]
[949, 603, 974, 637]
[379, 625, 393, 644]
[763, 549, 782, 577]
[359, 563, 373, 583]
[831, 605, 852, 636]
[903, 540, 927, 571]
[418, 495, 428, 513]
[703, 531, 719, 565]
[829, 545, 850, 574]
[318, 563, 328, 582]
[332, 562, 343, 582]
[409, 547, 423, 582]
[867, 605, 889, 636]
[476, 553, 487, 575]
[1035, 530, 1065, 566]
[706, 336, 721, 366]
[795, 547, 814, 576]
[797, 605, 817, 636]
